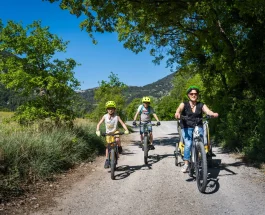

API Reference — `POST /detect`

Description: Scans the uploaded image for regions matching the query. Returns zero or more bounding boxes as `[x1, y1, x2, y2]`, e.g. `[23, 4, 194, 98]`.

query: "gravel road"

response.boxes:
[32, 121, 265, 215]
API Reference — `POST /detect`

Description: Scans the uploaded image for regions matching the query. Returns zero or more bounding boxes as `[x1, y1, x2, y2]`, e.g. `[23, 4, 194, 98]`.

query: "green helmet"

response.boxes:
[186, 85, 200, 94]
[105, 101, 116, 109]
[142, 96, 151, 103]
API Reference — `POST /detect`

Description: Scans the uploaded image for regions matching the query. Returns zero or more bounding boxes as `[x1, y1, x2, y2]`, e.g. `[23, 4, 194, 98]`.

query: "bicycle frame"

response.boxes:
[135, 122, 156, 164]
[177, 116, 209, 193]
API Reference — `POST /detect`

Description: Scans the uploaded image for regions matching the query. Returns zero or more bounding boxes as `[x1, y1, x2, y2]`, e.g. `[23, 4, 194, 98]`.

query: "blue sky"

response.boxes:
[0, 0, 173, 90]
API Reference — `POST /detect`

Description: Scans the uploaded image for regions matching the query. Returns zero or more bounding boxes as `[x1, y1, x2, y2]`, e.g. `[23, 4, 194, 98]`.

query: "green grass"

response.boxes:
[0, 111, 14, 122]
[0, 119, 105, 201]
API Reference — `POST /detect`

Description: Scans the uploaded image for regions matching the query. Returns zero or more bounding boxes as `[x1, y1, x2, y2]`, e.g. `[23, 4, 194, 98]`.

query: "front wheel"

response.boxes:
[143, 136, 148, 165]
[110, 148, 116, 180]
[195, 141, 208, 193]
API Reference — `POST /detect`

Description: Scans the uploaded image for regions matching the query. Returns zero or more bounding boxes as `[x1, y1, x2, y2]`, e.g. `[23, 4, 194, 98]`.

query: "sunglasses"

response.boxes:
[189, 93, 198, 96]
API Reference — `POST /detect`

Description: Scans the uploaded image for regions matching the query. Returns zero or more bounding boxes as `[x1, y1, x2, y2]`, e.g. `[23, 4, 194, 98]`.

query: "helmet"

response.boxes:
[142, 97, 151, 103]
[186, 85, 200, 94]
[105, 101, 116, 109]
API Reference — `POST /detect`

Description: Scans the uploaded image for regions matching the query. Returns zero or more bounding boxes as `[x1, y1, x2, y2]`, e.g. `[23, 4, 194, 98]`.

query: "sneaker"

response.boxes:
[149, 145, 155, 150]
[181, 164, 189, 173]
[104, 159, 110, 169]
[139, 142, 143, 148]
[118, 146, 123, 154]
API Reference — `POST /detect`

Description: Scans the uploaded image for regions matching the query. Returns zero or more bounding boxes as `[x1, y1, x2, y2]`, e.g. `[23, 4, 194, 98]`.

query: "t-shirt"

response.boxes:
[104, 114, 118, 133]
[137, 104, 155, 122]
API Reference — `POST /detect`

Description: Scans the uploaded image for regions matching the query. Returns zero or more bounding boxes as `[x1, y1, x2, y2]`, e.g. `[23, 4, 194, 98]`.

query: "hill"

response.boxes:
[79, 72, 176, 105]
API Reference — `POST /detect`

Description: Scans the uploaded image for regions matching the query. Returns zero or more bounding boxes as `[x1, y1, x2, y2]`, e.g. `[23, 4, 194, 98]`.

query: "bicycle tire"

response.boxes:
[144, 135, 148, 165]
[195, 140, 208, 193]
[110, 148, 115, 180]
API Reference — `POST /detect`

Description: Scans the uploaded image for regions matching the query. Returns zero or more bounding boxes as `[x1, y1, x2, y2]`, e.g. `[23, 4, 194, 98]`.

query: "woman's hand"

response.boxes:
[175, 112, 180, 119]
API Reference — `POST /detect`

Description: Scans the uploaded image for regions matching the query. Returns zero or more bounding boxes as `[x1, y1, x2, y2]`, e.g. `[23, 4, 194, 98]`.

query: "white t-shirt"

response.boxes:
[137, 105, 155, 122]
[104, 114, 118, 133]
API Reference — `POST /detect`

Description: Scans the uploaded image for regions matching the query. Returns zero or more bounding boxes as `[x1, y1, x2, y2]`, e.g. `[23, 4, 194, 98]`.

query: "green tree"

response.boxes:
[125, 98, 141, 121]
[89, 72, 127, 122]
[0, 20, 80, 125]
[48, 0, 265, 162]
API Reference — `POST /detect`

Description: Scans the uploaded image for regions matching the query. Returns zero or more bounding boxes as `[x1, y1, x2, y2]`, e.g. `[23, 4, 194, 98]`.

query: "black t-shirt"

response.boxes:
[180, 101, 204, 128]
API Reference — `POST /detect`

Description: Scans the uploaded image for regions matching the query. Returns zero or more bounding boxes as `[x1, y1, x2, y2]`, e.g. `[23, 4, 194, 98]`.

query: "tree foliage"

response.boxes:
[47, 0, 265, 162]
[88, 72, 127, 122]
[0, 20, 80, 125]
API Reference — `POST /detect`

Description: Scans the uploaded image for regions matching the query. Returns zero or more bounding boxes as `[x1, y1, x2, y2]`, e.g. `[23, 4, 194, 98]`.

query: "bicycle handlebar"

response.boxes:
[101, 132, 125, 137]
[133, 123, 159, 127]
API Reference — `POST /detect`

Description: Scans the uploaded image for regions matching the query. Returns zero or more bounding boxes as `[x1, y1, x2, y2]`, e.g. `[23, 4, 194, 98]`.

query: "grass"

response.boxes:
[0, 111, 14, 122]
[0, 119, 106, 201]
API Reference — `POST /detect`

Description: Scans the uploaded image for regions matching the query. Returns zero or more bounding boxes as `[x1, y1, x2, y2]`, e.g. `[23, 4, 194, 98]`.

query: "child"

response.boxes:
[133, 97, 160, 150]
[96, 101, 129, 168]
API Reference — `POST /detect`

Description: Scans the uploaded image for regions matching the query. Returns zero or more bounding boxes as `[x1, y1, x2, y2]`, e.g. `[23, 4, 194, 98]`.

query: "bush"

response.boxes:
[0, 120, 105, 200]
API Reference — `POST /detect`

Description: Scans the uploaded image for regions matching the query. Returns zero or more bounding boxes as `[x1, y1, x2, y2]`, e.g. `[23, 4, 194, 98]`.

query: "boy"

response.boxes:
[96, 101, 129, 168]
[133, 97, 160, 150]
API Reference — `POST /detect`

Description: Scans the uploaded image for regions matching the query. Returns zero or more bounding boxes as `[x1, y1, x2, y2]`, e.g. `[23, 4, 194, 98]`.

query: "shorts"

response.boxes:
[140, 122, 152, 134]
[105, 130, 120, 146]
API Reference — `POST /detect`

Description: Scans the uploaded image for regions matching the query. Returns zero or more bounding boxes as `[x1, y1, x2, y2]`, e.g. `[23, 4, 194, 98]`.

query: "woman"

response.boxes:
[175, 86, 218, 173]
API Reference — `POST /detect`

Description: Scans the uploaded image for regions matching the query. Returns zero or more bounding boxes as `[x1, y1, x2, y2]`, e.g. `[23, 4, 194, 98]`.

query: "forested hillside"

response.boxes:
[79, 72, 175, 107]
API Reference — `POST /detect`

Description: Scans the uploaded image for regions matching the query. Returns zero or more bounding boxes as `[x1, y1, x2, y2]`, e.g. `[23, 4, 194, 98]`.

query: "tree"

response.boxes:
[89, 72, 127, 122]
[47, 0, 265, 161]
[0, 20, 80, 125]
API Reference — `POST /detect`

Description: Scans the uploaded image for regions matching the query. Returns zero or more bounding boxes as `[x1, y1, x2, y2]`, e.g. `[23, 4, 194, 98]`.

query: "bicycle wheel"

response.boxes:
[195, 140, 208, 193]
[143, 135, 148, 165]
[110, 148, 116, 180]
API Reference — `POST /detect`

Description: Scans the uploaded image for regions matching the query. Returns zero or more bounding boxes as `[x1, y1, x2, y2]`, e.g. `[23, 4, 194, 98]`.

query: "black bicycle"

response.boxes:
[134, 122, 158, 165]
[102, 132, 124, 180]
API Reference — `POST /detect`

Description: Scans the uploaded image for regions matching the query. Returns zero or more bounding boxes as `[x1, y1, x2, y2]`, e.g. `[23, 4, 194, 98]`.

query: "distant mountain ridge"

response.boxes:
[79, 72, 176, 105]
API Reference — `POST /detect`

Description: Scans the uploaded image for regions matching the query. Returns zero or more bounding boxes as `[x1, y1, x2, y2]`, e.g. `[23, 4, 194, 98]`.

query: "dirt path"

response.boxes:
[6, 121, 265, 215]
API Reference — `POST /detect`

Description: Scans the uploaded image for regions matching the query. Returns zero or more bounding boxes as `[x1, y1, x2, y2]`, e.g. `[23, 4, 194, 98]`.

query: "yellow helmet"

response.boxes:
[142, 97, 151, 103]
[105, 101, 116, 109]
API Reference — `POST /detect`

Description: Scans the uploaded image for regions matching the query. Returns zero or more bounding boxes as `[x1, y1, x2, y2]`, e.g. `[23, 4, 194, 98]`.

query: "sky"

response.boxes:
[0, 0, 173, 90]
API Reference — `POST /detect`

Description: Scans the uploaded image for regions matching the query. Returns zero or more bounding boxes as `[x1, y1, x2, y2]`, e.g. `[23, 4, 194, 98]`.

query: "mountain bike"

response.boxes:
[177, 115, 213, 193]
[102, 132, 124, 180]
[134, 122, 159, 165]
[175, 116, 214, 168]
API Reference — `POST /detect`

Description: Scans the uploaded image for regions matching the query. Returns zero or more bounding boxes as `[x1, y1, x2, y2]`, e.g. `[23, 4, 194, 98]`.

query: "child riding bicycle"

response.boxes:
[174, 86, 218, 173]
[96, 101, 129, 168]
[133, 97, 160, 150]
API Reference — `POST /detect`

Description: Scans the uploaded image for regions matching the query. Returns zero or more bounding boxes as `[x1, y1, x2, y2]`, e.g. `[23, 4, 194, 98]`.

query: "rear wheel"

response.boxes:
[110, 148, 116, 180]
[144, 136, 148, 165]
[195, 141, 208, 193]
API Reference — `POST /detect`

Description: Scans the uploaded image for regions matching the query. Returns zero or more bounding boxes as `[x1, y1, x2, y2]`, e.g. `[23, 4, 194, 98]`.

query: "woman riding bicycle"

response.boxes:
[174, 86, 218, 173]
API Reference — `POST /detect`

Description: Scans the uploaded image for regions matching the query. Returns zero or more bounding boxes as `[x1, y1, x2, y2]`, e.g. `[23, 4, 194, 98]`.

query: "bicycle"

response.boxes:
[175, 116, 214, 168]
[176, 115, 213, 193]
[102, 132, 124, 180]
[134, 122, 158, 165]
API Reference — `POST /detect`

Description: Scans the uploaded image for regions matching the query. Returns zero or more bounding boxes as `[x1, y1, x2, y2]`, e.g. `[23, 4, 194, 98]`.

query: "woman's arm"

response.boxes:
[175, 103, 184, 119]
[202, 104, 218, 117]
